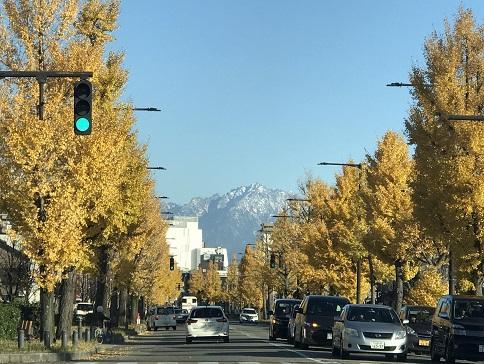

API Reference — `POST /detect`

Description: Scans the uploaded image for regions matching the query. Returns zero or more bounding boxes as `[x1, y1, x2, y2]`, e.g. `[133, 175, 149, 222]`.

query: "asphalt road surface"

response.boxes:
[72, 322, 476, 364]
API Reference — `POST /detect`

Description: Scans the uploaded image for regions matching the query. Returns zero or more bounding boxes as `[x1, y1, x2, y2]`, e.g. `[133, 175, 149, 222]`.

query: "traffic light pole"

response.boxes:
[0, 71, 93, 120]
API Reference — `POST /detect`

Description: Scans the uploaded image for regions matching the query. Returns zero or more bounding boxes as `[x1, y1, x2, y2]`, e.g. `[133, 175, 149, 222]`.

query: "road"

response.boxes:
[72, 322, 459, 364]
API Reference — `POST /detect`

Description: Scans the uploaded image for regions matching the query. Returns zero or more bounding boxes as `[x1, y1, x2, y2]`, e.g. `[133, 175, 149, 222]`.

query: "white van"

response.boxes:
[147, 306, 177, 331]
[181, 296, 198, 312]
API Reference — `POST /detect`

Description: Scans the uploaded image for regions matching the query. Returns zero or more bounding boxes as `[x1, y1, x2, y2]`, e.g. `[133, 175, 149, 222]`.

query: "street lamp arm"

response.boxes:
[147, 166, 166, 170]
[318, 162, 362, 169]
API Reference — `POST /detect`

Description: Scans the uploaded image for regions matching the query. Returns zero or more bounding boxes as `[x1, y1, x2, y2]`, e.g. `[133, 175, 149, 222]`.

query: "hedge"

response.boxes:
[0, 303, 21, 340]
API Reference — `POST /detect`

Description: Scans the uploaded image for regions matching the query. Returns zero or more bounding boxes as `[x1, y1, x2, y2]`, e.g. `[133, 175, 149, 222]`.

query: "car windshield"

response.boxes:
[348, 307, 400, 323]
[175, 309, 181, 314]
[275, 301, 298, 317]
[454, 299, 484, 321]
[307, 299, 346, 316]
[157, 307, 175, 315]
[408, 307, 434, 324]
[191, 308, 223, 318]
[243, 309, 256, 314]
[77, 304, 93, 311]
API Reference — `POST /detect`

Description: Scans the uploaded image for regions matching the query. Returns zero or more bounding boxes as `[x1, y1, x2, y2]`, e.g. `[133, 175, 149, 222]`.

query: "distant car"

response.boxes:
[239, 308, 259, 324]
[332, 304, 408, 361]
[293, 295, 349, 349]
[399, 305, 434, 354]
[147, 306, 177, 331]
[430, 295, 484, 363]
[175, 308, 190, 323]
[269, 299, 301, 341]
[186, 306, 229, 343]
[74, 302, 94, 317]
[287, 304, 300, 344]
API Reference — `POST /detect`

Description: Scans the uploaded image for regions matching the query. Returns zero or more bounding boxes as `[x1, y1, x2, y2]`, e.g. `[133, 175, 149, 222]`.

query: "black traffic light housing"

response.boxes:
[74, 79, 92, 135]
[270, 253, 275, 269]
[169, 256, 175, 271]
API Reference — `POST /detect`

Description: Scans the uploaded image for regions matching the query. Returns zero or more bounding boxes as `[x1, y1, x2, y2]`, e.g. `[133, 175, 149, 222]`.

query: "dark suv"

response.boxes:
[293, 295, 350, 349]
[431, 295, 484, 363]
[400, 305, 435, 354]
[269, 299, 301, 340]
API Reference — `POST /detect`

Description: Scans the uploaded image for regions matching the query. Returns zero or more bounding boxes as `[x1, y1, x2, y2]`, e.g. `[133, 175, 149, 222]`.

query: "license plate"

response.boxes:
[479, 345, 484, 353]
[370, 341, 385, 350]
[327, 332, 333, 340]
[419, 339, 430, 347]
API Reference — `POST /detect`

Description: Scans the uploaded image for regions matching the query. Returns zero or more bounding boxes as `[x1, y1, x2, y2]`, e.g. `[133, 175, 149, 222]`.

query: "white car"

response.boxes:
[239, 308, 259, 323]
[186, 306, 229, 343]
[74, 302, 94, 317]
[147, 306, 177, 331]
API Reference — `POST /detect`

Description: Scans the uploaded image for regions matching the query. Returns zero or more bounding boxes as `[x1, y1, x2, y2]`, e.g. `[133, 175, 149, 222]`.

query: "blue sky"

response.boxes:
[111, 1, 483, 204]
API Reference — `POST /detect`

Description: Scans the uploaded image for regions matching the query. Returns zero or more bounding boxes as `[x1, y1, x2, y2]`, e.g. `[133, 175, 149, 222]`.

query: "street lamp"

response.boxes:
[319, 160, 364, 304]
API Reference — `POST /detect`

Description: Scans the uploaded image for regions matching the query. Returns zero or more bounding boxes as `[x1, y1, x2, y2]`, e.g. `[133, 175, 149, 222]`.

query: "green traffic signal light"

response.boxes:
[74, 80, 92, 135]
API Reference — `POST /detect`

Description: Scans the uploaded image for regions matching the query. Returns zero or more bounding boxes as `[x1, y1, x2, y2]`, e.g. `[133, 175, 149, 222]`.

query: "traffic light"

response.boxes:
[169, 256, 175, 271]
[270, 253, 275, 269]
[73, 79, 92, 135]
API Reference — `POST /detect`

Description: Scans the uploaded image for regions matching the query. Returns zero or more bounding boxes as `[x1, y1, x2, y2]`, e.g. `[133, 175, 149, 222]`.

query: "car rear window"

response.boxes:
[77, 304, 93, 311]
[307, 299, 346, 316]
[348, 307, 399, 323]
[275, 301, 299, 316]
[157, 307, 175, 315]
[408, 307, 434, 323]
[191, 307, 223, 318]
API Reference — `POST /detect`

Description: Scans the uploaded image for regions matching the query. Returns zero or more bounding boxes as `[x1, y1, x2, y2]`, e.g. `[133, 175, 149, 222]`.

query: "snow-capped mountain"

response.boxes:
[167, 183, 290, 257]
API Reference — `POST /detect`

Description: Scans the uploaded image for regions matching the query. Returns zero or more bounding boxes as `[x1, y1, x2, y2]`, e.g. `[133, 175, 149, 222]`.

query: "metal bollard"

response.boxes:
[72, 330, 78, 348]
[61, 331, 68, 350]
[85, 327, 90, 342]
[77, 316, 82, 338]
[18, 329, 25, 349]
[43, 330, 51, 349]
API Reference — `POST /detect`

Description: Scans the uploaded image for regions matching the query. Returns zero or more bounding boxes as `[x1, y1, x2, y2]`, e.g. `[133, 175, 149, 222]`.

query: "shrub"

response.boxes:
[0, 303, 21, 340]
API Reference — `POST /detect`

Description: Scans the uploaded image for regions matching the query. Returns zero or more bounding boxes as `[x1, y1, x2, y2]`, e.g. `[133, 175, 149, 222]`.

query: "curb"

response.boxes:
[0, 345, 102, 363]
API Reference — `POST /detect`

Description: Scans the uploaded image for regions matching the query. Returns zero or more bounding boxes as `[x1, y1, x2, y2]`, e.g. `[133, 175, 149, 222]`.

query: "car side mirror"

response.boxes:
[268, 310, 274, 316]
[439, 312, 449, 320]
[334, 315, 343, 322]
[295, 307, 302, 313]
[402, 319, 409, 325]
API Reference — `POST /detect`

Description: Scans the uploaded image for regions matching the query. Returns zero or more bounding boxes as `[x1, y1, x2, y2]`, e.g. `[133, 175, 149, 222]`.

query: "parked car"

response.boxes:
[147, 306, 177, 331]
[269, 299, 301, 341]
[74, 302, 94, 317]
[175, 308, 190, 323]
[287, 304, 300, 344]
[332, 304, 408, 361]
[293, 295, 349, 349]
[239, 307, 259, 324]
[399, 305, 434, 354]
[430, 295, 484, 363]
[186, 306, 229, 343]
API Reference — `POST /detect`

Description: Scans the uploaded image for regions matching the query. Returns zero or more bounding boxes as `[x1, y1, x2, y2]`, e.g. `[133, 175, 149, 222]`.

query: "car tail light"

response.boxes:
[216, 318, 227, 322]
[155, 316, 159, 320]
[187, 319, 198, 325]
[173, 315, 176, 319]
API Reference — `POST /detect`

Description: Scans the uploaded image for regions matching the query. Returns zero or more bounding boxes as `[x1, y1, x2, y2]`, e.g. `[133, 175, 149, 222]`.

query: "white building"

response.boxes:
[166, 216, 204, 273]
[193, 247, 228, 278]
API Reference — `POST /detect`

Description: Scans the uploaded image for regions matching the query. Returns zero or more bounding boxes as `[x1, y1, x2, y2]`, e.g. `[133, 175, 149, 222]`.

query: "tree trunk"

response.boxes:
[118, 287, 128, 328]
[110, 289, 119, 327]
[130, 294, 139, 324]
[139, 296, 146, 320]
[394, 259, 404, 313]
[40, 288, 55, 345]
[356, 258, 362, 304]
[448, 249, 456, 295]
[368, 255, 376, 304]
[95, 245, 110, 313]
[55, 269, 76, 339]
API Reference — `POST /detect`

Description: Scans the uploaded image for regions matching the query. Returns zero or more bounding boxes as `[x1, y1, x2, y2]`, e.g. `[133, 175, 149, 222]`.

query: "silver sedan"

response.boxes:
[332, 304, 409, 361]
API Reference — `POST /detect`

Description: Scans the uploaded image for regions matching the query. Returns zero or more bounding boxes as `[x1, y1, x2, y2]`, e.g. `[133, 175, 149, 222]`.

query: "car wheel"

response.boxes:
[331, 342, 339, 357]
[147, 324, 151, 331]
[165, 327, 169, 330]
[173, 326, 176, 330]
[293, 331, 300, 348]
[430, 342, 441, 362]
[186, 337, 192, 344]
[154, 327, 158, 331]
[396, 353, 407, 362]
[445, 340, 455, 364]
[287, 334, 293, 344]
[224, 336, 230, 343]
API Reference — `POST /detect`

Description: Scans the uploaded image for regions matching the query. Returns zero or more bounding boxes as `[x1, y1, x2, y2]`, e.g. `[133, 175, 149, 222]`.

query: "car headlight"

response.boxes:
[451, 324, 466, 336]
[394, 330, 406, 339]
[406, 326, 416, 335]
[344, 328, 359, 337]
[311, 322, 319, 328]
